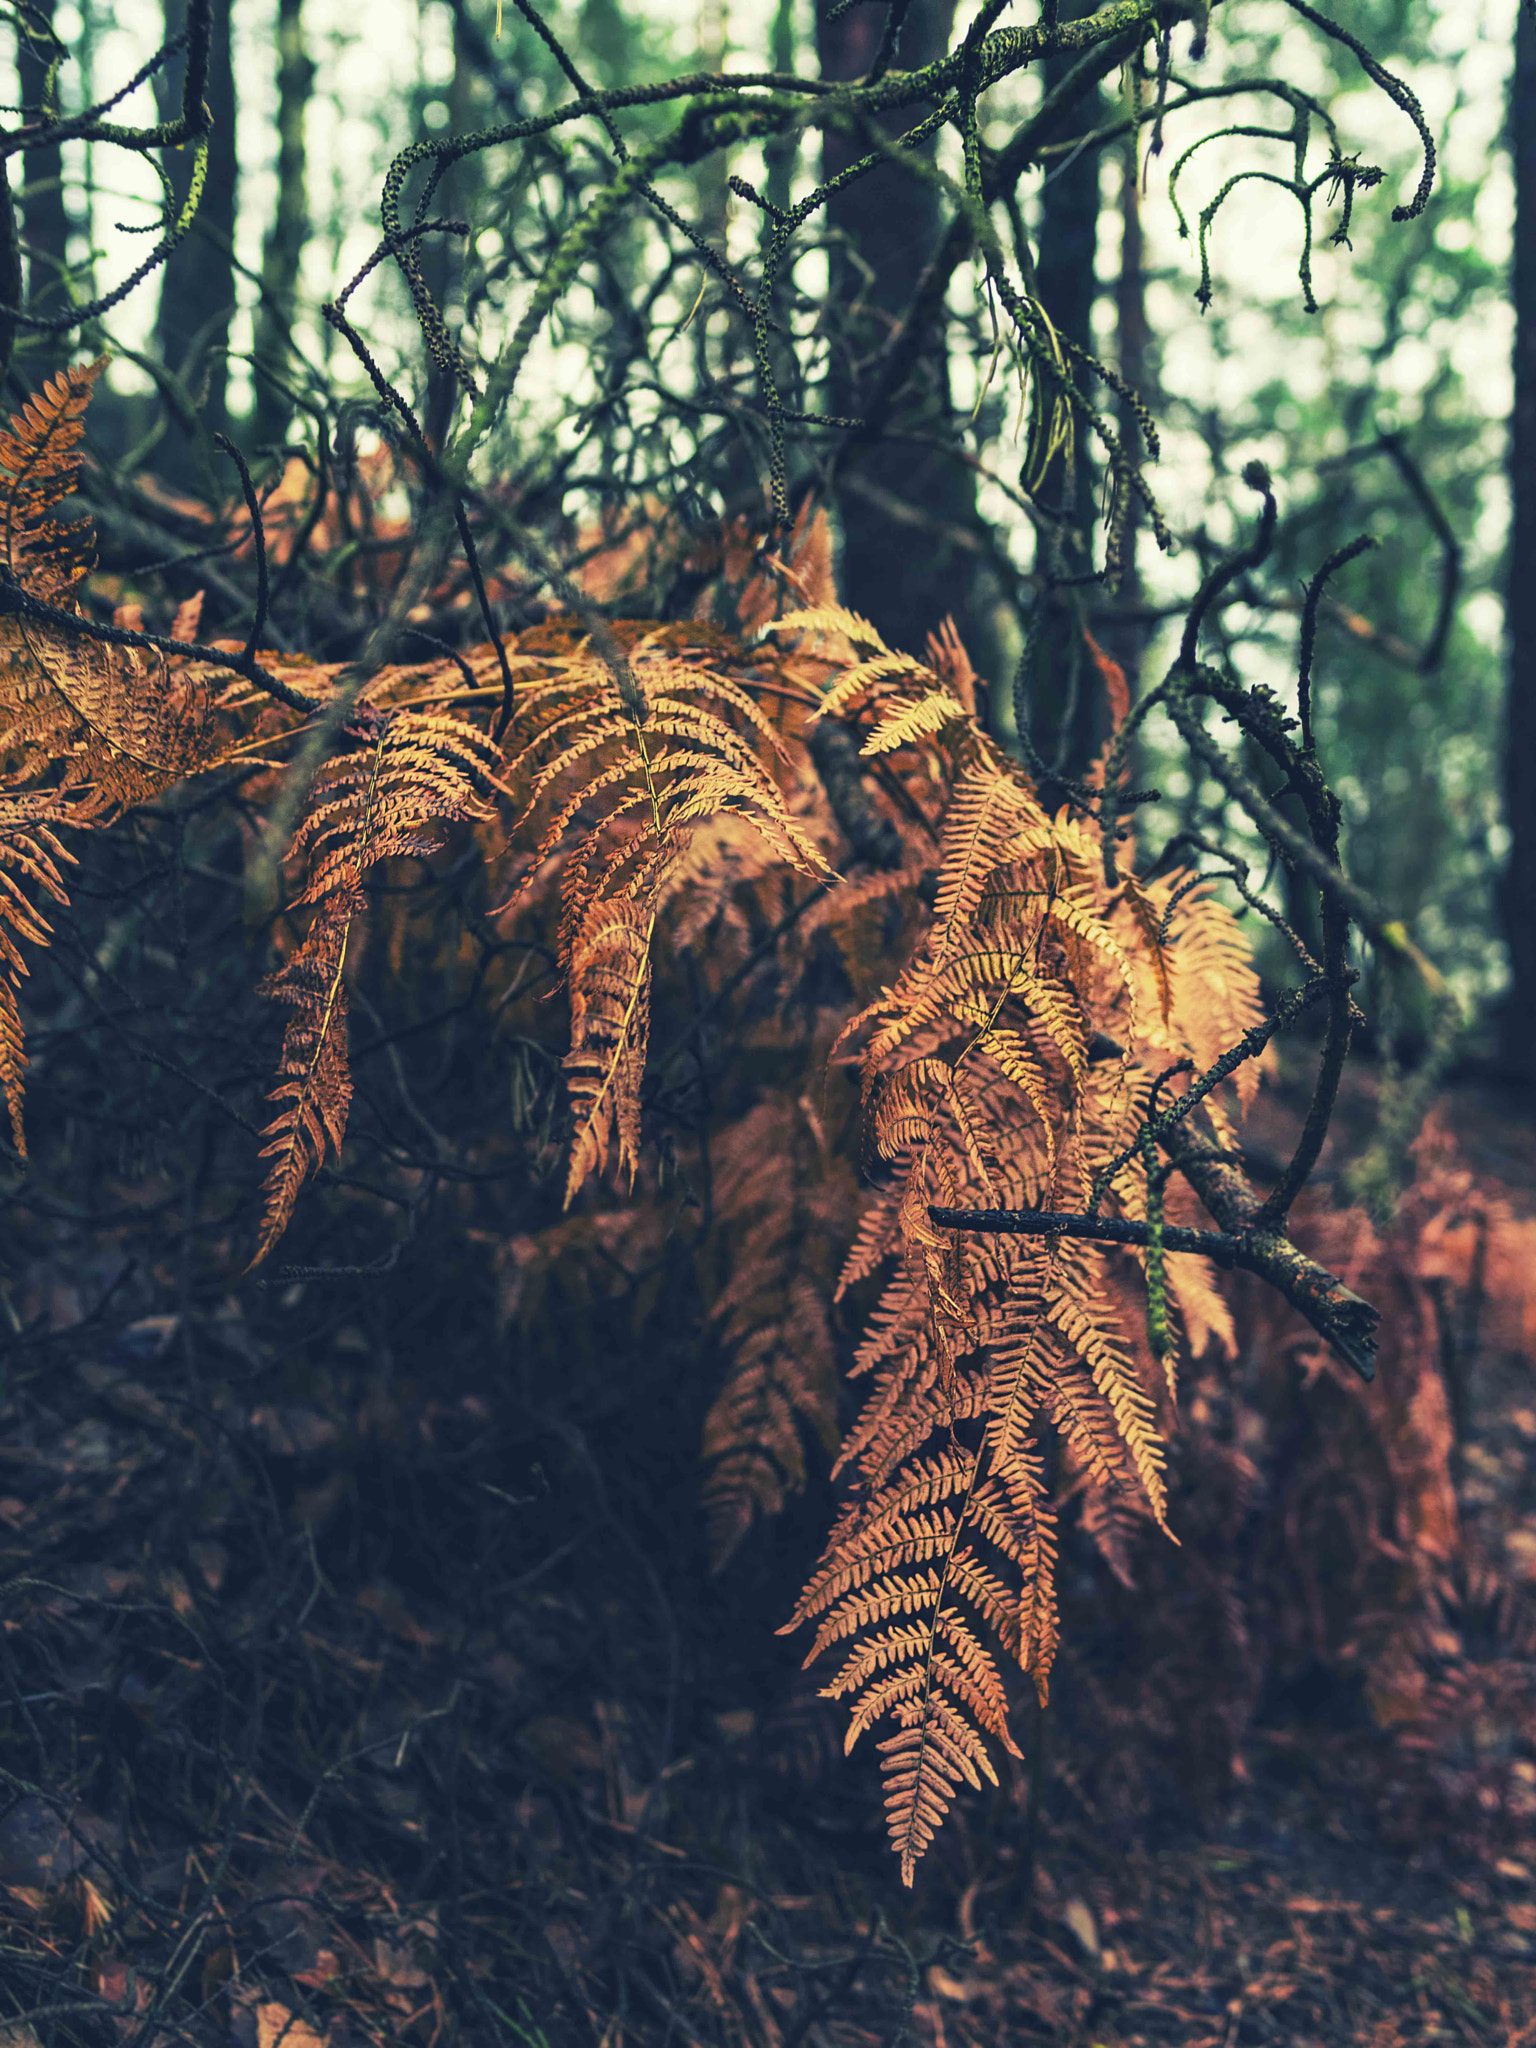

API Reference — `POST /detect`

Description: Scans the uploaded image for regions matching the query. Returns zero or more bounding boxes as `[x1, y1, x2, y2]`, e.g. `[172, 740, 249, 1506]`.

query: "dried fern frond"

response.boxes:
[560, 889, 655, 1205]
[498, 631, 835, 1204]
[0, 361, 223, 817]
[250, 883, 360, 1270]
[0, 794, 77, 1156]
[249, 705, 497, 1265]
[765, 605, 890, 659]
[783, 692, 1259, 1883]
[1165, 880, 1267, 1113]
[700, 1097, 852, 1572]
[483, 601, 1263, 1885]
[0, 360, 100, 610]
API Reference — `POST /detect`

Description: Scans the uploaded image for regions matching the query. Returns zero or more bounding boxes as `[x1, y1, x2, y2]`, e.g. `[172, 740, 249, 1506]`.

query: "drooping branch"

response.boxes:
[928, 1194, 1380, 1380]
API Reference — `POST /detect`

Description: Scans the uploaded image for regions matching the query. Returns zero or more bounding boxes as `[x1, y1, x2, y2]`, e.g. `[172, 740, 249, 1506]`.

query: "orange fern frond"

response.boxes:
[0, 793, 77, 1156]
[699, 1098, 852, 1570]
[1165, 881, 1267, 1112]
[499, 631, 834, 1203]
[561, 890, 655, 1204]
[1114, 872, 1175, 1025]
[249, 884, 360, 1269]
[782, 680, 1258, 1882]
[249, 706, 496, 1264]
[0, 361, 226, 817]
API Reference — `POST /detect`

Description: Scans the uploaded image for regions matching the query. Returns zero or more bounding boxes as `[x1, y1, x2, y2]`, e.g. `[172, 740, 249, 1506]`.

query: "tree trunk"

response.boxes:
[764, 0, 796, 220]
[695, 0, 729, 254]
[251, 0, 314, 452]
[816, 0, 1001, 685]
[415, 0, 476, 453]
[1105, 133, 1146, 687]
[153, 0, 238, 483]
[1504, 0, 1536, 1081]
[15, 0, 72, 370]
[1021, 3, 1105, 785]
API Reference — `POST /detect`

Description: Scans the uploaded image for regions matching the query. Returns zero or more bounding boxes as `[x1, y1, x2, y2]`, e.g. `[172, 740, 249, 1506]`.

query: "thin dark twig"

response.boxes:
[1376, 429, 1462, 671]
[1296, 532, 1375, 752]
[1178, 459, 1277, 669]
[213, 433, 269, 665]
[0, 573, 318, 712]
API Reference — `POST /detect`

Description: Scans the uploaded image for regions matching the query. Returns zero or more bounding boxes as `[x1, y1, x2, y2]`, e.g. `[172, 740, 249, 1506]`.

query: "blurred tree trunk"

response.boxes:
[695, 0, 729, 253]
[251, 0, 314, 453]
[764, 0, 796, 219]
[1101, 132, 1146, 694]
[816, 0, 1002, 687]
[153, 0, 238, 481]
[1504, 0, 1536, 1081]
[1023, 1, 1105, 784]
[15, 0, 71, 369]
[757, 0, 799, 428]
[417, 0, 475, 453]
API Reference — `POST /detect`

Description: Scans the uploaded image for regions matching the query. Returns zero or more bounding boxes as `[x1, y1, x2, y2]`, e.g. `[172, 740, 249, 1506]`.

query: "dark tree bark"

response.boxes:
[415, 0, 476, 453]
[1504, 0, 1536, 1080]
[1022, 1, 1106, 783]
[15, 0, 72, 366]
[153, 0, 238, 481]
[251, 0, 314, 452]
[764, 0, 796, 220]
[1105, 134, 1147, 680]
[816, 0, 1001, 685]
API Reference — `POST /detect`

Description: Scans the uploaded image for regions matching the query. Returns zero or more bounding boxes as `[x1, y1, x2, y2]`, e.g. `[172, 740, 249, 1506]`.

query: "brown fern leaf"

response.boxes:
[654, 811, 787, 959]
[249, 885, 360, 1269]
[249, 706, 496, 1264]
[562, 890, 655, 1204]
[700, 1098, 852, 1570]
[1081, 627, 1130, 731]
[499, 630, 834, 1203]
[785, 680, 1261, 1881]
[0, 794, 77, 1156]
[0, 360, 100, 610]
[1114, 873, 1174, 1025]
[0, 362, 224, 816]
[1165, 881, 1266, 1112]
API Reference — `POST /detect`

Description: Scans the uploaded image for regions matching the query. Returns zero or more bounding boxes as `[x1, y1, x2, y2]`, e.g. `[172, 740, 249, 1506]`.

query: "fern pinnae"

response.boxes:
[250, 709, 496, 1263]
[765, 605, 891, 655]
[1116, 872, 1175, 1024]
[859, 693, 969, 758]
[809, 649, 925, 714]
[1046, 1281, 1170, 1529]
[930, 766, 1041, 954]
[249, 887, 361, 1269]
[562, 894, 655, 1204]
[0, 796, 78, 1156]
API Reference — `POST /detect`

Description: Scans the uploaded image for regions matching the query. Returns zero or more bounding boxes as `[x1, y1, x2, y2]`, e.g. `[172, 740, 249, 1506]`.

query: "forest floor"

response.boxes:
[3, 1065, 1536, 2048]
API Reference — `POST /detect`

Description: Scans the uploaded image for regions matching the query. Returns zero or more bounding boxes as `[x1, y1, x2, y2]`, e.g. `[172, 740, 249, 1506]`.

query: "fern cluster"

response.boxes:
[1, 368, 1278, 1884]
[756, 607, 1255, 1879]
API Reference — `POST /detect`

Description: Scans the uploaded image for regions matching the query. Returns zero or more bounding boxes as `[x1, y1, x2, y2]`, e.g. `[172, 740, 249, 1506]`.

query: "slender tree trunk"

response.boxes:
[1504, 1, 1536, 1081]
[153, 0, 238, 481]
[416, 0, 475, 453]
[764, 0, 796, 220]
[251, 0, 314, 452]
[1023, 2, 1105, 783]
[695, 0, 729, 254]
[15, 0, 71, 367]
[816, 0, 1001, 683]
[1107, 135, 1146, 679]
